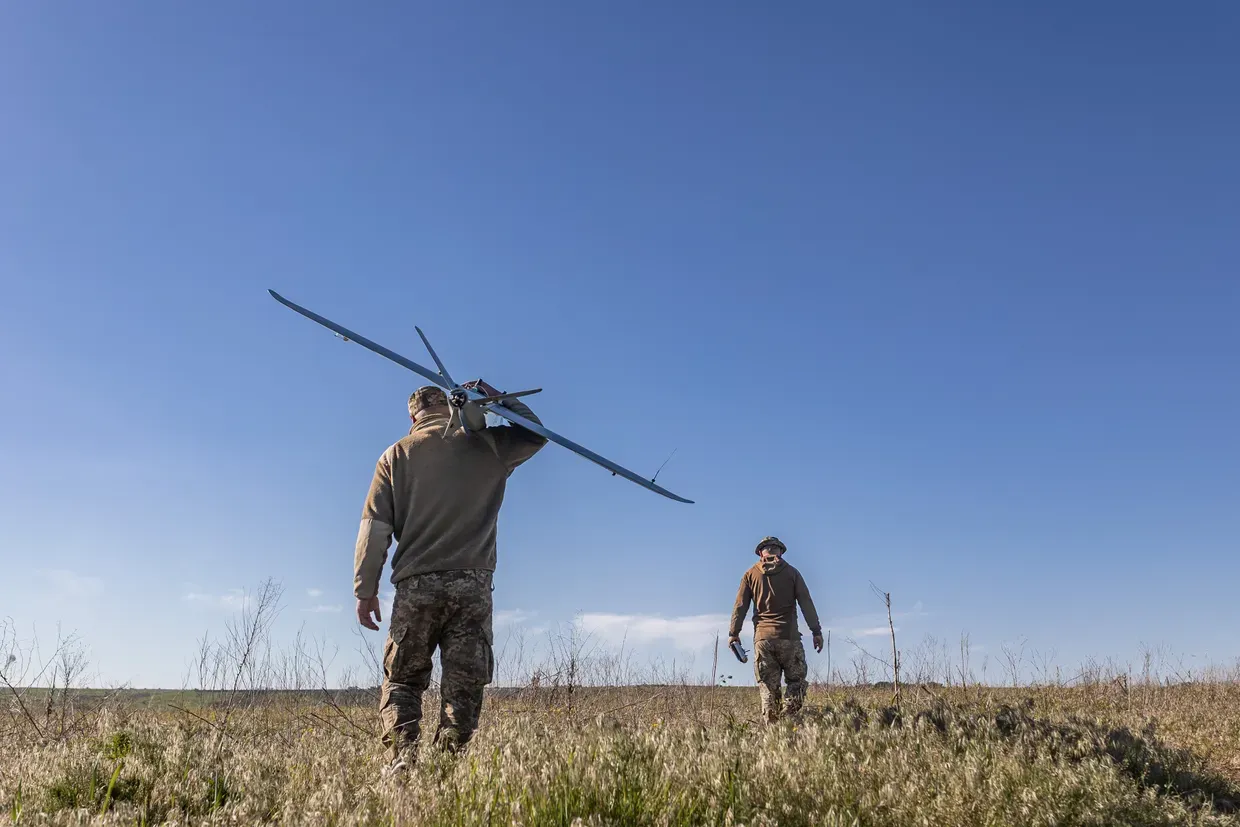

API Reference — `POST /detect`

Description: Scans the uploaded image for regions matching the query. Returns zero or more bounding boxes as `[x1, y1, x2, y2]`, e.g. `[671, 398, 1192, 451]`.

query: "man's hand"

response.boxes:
[357, 596, 382, 631]
[463, 379, 502, 398]
[728, 635, 740, 646]
[812, 631, 824, 653]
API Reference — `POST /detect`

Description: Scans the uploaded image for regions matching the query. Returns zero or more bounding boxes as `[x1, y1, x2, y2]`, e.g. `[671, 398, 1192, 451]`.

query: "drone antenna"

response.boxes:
[651, 447, 678, 485]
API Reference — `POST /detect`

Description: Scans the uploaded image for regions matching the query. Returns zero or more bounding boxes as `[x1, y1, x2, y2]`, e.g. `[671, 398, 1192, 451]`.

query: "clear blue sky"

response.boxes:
[2, 2, 1237, 688]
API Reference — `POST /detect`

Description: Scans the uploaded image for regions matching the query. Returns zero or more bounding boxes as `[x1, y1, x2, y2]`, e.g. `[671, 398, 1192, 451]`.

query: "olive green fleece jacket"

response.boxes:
[353, 399, 547, 599]
[729, 558, 822, 642]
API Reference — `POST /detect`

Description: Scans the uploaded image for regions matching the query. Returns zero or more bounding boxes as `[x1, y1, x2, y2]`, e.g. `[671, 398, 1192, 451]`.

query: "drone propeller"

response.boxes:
[411, 326, 464, 437]
[415, 326, 455, 388]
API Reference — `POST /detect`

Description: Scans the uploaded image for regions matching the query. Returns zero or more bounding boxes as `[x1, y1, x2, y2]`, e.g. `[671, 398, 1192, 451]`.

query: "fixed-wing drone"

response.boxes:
[269, 290, 692, 504]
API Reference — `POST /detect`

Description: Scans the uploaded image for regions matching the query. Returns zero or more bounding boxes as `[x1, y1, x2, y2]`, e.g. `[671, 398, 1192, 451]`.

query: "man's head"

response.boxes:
[755, 536, 786, 562]
[408, 386, 449, 423]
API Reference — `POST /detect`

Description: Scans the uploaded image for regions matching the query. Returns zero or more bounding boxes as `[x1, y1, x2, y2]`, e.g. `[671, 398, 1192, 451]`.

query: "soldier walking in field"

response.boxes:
[728, 536, 824, 723]
[353, 381, 547, 773]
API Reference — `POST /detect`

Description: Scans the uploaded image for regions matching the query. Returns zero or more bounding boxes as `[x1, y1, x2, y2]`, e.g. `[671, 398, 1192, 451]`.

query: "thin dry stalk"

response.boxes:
[867, 581, 901, 709]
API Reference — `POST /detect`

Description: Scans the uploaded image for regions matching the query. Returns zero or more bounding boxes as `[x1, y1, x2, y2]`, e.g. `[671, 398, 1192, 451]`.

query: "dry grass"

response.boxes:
[5, 589, 1240, 824]
[2, 682, 1240, 826]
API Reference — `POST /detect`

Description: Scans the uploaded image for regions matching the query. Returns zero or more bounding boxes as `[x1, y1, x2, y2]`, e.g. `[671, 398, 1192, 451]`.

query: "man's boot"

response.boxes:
[381, 737, 418, 781]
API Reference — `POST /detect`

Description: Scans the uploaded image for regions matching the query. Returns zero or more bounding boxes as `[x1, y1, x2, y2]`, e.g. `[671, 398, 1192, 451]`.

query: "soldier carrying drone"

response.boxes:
[268, 289, 692, 777]
[354, 380, 547, 774]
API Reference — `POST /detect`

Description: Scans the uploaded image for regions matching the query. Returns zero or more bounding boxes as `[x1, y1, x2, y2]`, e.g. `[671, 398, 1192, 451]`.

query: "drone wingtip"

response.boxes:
[653, 484, 694, 504]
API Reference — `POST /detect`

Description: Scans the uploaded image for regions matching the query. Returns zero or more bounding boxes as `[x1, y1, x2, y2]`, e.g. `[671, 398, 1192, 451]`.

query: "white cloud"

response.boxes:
[306, 604, 342, 614]
[39, 569, 103, 599]
[307, 588, 323, 598]
[495, 609, 537, 626]
[822, 601, 928, 638]
[184, 589, 250, 611]
[577, 613, 729, 651]
[851, 626, 898, 638]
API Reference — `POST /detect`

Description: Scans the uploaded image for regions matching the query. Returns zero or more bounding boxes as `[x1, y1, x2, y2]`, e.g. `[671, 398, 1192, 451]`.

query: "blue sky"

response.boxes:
[1, 2, 1237, 688]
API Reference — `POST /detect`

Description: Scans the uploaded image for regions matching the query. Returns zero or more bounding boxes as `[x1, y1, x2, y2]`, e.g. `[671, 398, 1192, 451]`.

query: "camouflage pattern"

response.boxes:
[408, 385, 449, 417]
[755, 536, 787, 555]
[380, 569, 494, 759]
[753, 637, 807, 722]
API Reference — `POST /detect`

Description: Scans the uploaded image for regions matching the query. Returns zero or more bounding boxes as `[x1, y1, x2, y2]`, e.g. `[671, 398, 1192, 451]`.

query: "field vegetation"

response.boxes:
[3, 582, 1239, 825]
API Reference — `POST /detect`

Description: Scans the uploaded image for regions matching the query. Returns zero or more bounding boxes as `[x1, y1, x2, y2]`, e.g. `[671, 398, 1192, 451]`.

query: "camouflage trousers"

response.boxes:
[754, 637, 808, 723]
[380, 569, 495, 759]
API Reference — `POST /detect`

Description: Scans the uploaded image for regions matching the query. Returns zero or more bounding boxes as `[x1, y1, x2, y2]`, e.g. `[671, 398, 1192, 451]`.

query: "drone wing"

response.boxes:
[269, 290, 449, 390]
[483, 401, 694, 504]
[270, 289, 693, 504]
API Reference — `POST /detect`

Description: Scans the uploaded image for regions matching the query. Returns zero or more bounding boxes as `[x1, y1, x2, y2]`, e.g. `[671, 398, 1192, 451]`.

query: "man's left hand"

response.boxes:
[812, 631, 824, 653]
[357, 597, 382, 631]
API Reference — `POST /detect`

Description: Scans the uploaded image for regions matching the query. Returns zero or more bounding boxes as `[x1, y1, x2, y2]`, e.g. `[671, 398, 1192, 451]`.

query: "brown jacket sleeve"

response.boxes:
[354, 447, 395, 599]
[728, 570, 752, 638]
[794, 569, 822, 634]
[488, 398, 549, 471]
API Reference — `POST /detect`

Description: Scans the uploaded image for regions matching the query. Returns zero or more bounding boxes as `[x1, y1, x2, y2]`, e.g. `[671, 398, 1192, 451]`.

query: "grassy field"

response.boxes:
[3, 681, 1240, 826]
[4, 591, 1238, 824]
